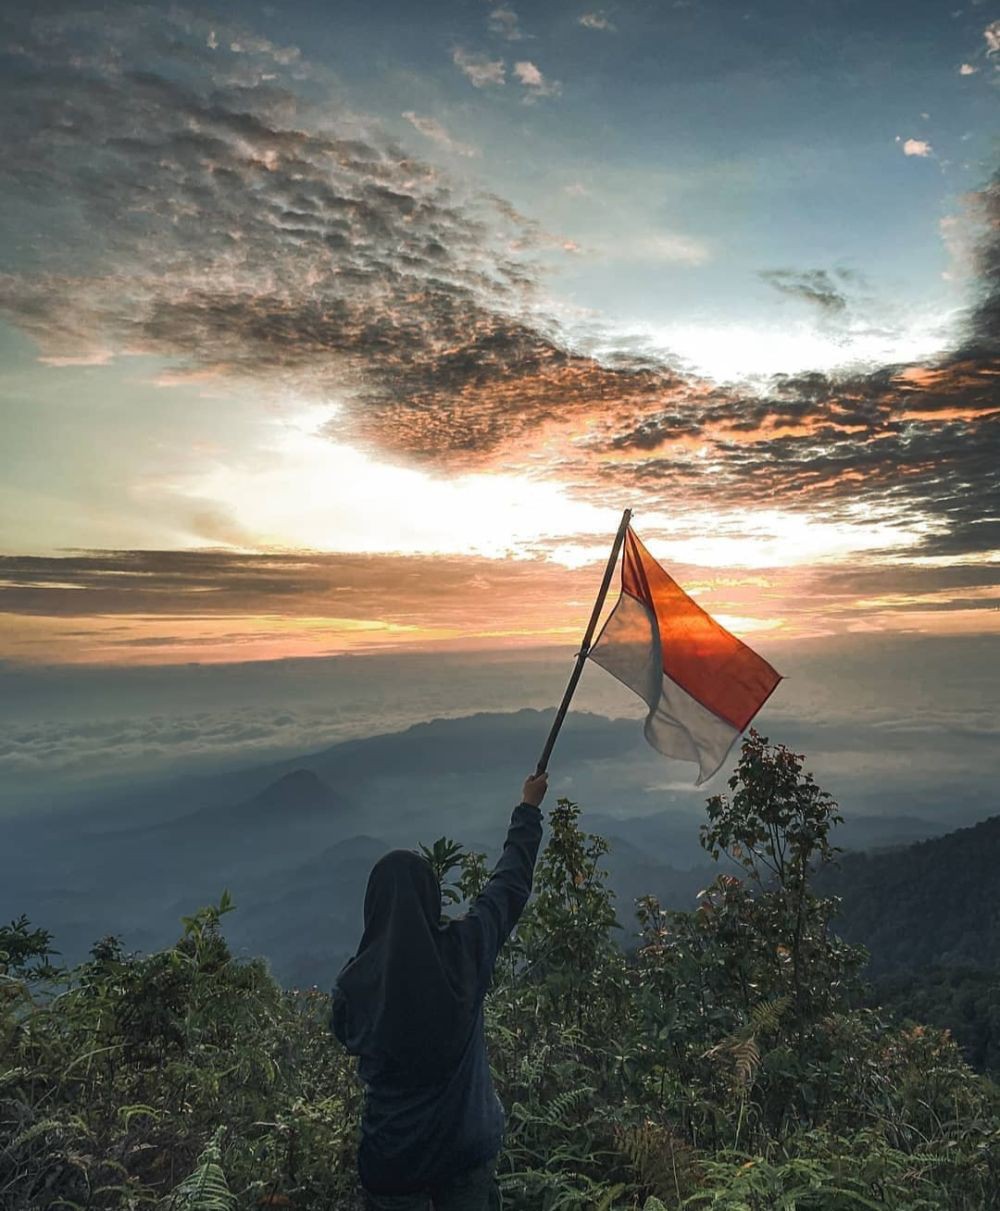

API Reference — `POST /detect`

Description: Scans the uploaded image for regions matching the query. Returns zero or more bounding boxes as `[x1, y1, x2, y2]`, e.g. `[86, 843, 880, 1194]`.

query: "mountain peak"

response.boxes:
[249, 769, 339, 814]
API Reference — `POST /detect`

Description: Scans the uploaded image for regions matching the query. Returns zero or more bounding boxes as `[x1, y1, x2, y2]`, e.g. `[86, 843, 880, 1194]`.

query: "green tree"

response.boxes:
[633, 732, 869, 1142]
[700, 730, 866, 1028]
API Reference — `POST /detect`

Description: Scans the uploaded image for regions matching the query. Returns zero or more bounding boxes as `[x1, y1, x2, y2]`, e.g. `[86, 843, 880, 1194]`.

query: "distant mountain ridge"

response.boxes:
[70, 708, 643, 831]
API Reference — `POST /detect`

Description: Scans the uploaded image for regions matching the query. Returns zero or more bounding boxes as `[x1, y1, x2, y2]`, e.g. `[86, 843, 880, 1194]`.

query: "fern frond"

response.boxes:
[0, 1065, 28, 1090]
[703, 1035, 761, 1089]
[542, 1085, 596, 1125]
[614, 1120, 701, 1202]
[168, 1126, 235, 1211]
[909, 1151, 958, 1167]
[117, 1103, 162, 1127]
[595, 1182, 627, 1210]
[746, 995, 790, 1037]
[731, 1037, 761, 1088]
[7, 1116, 76, 1152]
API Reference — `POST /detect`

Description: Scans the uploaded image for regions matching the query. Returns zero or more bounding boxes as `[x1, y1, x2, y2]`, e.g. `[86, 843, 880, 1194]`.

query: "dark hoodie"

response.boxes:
[332, 802, 543, 1195]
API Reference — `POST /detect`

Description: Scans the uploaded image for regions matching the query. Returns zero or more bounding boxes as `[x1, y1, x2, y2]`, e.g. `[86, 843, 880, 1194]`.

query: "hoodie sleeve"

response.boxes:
[453, 802, 543, 985]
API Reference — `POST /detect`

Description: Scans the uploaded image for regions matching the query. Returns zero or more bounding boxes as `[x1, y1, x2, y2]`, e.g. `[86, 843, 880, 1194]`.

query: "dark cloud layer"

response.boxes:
[1, 10, 533, 362]
[0, 548, 579, 627]
[0, 548, 995, 646]
[0, 4, 685, 461]
[0, 5, 997, 566]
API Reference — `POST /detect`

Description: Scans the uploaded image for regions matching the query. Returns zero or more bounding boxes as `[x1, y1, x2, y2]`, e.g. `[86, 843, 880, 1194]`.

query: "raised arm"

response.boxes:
[455, 773, 547, 984]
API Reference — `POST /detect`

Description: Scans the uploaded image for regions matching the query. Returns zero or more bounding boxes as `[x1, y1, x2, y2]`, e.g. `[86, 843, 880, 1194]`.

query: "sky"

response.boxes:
[0, 0, 998, 675]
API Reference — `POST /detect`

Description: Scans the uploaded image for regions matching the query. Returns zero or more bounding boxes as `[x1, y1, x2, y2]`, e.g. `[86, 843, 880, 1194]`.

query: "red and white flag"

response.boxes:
[589, 527, 782, 784]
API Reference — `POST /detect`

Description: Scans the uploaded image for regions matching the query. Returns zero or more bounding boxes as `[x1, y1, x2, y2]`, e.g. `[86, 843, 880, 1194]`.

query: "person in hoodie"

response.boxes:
[331, 772, 548, 1210]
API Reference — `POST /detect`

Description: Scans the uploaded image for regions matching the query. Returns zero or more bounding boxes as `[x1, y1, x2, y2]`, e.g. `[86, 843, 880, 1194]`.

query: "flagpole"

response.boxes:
[535, 506, 632, 774]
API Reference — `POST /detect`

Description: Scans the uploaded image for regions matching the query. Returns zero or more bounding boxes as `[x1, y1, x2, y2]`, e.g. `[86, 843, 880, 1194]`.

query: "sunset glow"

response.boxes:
[170, 406, 620, 559]
[0, 1, 996, 667]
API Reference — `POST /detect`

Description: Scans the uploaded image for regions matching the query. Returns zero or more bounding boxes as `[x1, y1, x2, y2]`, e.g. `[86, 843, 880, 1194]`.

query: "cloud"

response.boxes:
[37, 351, 114, 367]
[488, 7, 527, 41]
[959, 63, 978, 75]
[579, 12, 616, 31]
[0, 4, 997, 574]
[3, 637, 997, 833]
[985, 20, 1000, 55]
[452, 47, 506, 87]
[0, 547, 645, 665]
[899, 137, 933, 158]
[958, 173, 1000, 361]
[227, 34, 301, 66]
[0, 706, 336, 781]
[601, 231, 711, 266]
[401, 112, 478, 157]
[645, 233, 710, 265]
[513, 60, 561, 100]
[760, 268, 853, 315]
[0, 549, 578, 621]
[0, 8, 569, 454]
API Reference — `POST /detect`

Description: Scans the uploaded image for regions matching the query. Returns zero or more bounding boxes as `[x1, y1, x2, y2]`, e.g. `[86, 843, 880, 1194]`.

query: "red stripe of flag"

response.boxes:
[621, 528, 782, 731]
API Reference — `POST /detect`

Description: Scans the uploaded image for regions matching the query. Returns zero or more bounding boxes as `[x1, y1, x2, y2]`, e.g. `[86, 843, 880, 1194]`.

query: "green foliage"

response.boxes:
[417, 838, 466, 905]
[1, 901, 361, 1209]
[4, 734, 1000, 1209]
[0, 914, 63, 981]
[418, 838, 491, 907]
[510, 799, 627, 1043]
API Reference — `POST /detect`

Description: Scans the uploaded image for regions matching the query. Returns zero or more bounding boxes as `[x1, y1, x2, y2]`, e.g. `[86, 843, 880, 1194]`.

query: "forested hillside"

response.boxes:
[825, 812, 1000, 974]
[818, 813, 1000, 1082]
[872, 966, 1000, 1078]
[3, 734, 999, 1209]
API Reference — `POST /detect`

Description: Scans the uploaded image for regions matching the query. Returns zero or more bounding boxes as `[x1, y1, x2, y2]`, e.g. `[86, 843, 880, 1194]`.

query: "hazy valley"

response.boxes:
[6, 708, 992, 990]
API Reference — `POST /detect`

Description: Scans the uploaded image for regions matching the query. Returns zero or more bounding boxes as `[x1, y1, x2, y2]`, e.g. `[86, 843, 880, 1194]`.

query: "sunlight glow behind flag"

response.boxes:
[589, 527, 782, 784]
